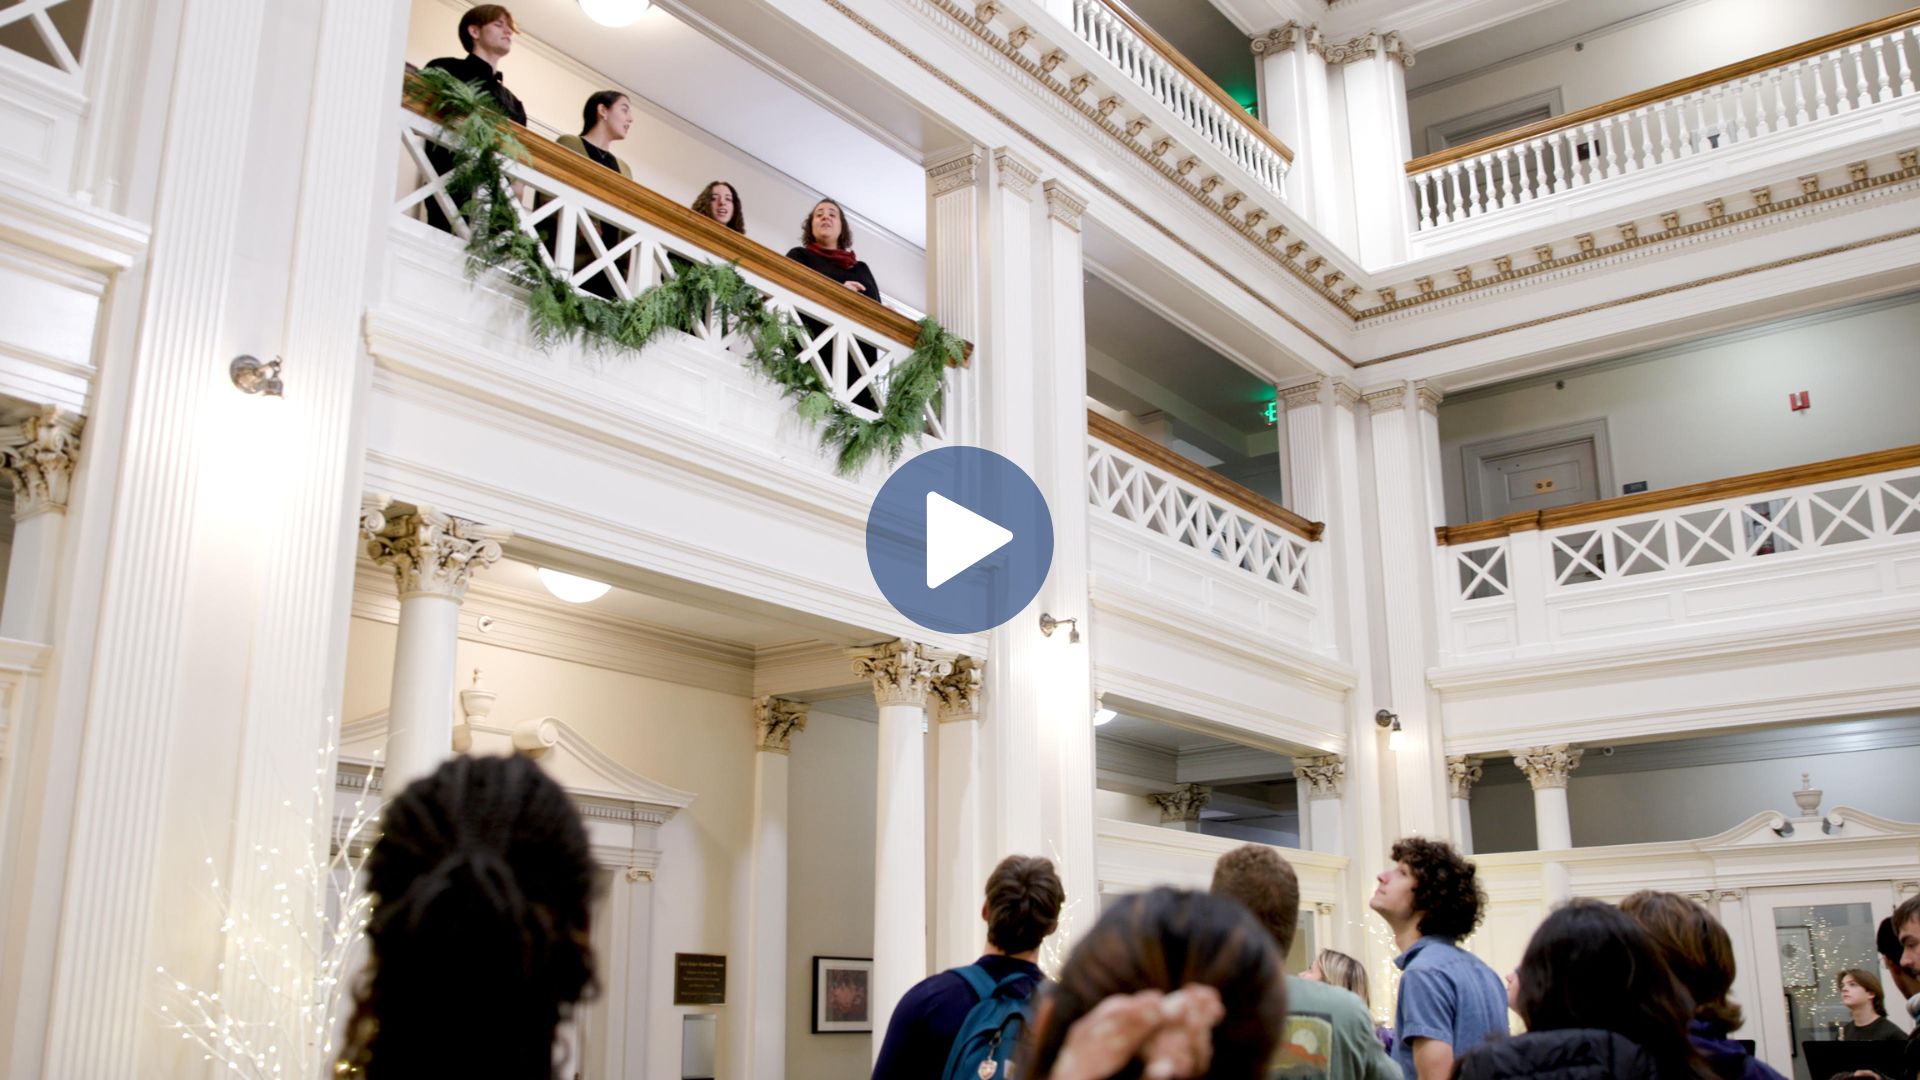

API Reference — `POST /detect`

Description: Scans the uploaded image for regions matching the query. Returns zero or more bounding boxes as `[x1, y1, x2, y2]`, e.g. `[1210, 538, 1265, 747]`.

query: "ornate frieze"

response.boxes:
[1318, 30, 1415, 68]
[1278, 378, 1326, 412]
[993, 147, 1039, 198]
[1250, 21, 1317, 56]
[1149, 783, 1211, 823]
[927, 151, 981, 196]
[1362, 384, 1406, 413]
[1293, 754, 1345, 797]
[1044, 179, 1088, 232]
[753, 696, 810, 754]
[850, 639, 957, 707]
[1445, 755, 1484, 799]
[1514, 745, 1584, 790]
[0, 406, 83, 520]
[362, 505, 509, 599]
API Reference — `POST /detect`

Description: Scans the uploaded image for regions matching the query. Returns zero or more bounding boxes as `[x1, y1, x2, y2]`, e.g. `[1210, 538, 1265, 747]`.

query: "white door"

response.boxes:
[1477, 439, 1602, 518]
[1743, 883, 1910, 1080]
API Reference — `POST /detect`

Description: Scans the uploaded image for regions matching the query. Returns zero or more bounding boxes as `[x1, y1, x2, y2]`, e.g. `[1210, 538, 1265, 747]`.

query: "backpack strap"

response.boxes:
[953, 963, 998, 1002]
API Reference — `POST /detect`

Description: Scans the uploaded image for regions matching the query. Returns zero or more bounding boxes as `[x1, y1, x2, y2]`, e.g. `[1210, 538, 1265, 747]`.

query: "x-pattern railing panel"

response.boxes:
[0, 0, 86, 78]
[1085, 440, 1312, 595]
[1451, 542, 1511, 601]
[394, 111, 944, 437]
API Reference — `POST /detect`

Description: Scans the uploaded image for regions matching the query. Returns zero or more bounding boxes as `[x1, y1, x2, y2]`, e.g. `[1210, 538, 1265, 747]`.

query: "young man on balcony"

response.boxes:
[1369, 839, 1509, 1080]
[426, 5, 527, 126]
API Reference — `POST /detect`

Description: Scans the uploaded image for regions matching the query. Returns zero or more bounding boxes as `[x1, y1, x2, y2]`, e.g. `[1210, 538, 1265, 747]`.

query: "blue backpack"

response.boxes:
[939, 964, 1039, 1080]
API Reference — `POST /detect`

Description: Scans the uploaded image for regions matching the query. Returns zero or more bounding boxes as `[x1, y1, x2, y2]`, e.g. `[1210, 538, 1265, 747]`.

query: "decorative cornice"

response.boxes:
[1043, 178, 1089, 232]
[851, 639, 957, 707]
[1292, 754, 1345, 797]
[926, 150, 982, 196]
[753, 695, 809, 754]
[0, 406, 82, 520]
[1317, 29, 1414, 68]
[1514, 745, 1584, 790]
[932, 654, 984, 721]
[993, 147, 1040, 199]
[1250, 21, 1318, 56]
[1415, 383, 1444, 414]
[1446, 755, 1484, 799]
[1148, 782, 1210, 823]
[1277, 377, 1326, 411]
[1331, 379, 1364, 410]
[361, 505, 509, 600]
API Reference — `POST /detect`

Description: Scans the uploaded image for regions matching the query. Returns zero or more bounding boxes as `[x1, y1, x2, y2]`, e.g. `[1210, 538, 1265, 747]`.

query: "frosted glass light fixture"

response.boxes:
[1092, 707, 1117, 727]
[537, 567, 612, 603]
[1376, 708, 1405, 751]
[579, 0, 650, 27]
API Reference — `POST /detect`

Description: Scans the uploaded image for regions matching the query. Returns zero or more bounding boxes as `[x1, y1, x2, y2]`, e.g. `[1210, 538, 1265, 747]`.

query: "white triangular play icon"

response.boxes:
[925, 491, 1015, 589]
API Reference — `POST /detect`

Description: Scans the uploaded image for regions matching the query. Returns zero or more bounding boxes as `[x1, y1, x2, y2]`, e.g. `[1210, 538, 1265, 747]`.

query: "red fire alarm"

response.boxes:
[1789, 391, 1810, 411]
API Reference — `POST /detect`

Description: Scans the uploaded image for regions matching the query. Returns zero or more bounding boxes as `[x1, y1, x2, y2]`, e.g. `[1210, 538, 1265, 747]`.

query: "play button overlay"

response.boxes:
[866, 446, 1053, 635]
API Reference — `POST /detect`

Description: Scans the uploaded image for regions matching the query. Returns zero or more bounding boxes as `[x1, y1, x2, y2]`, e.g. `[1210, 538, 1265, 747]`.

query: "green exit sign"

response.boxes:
[1262, 400, 1277, 426]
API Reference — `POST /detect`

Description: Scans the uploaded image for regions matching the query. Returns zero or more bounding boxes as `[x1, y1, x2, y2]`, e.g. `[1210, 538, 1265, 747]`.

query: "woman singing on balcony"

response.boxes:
[786, 198, 881, 302]
[691, 181, 746, 234]
[557, 90, 633, 179]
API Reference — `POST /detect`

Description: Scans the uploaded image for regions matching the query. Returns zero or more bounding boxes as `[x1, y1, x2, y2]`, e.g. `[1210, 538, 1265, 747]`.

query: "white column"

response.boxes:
[1365, 382, 1448, 839]
[1293, 755, 1346, 854]
[1515, 745, 1582, 903]
[362, 506, 508, 794]
[1251, 25, 1345, 243]
[0, 409, 82, 643]
[1331, 32, 1415, 269]
[853, 640, 952, 1059]
[925, 148, 984, 445]
[744, 696, 805, 1080]
[1446, 756, 1483, 854]
[1278, 379, 1328, 524]
[933, 657, 985, 970]
[1150, 784, 1211, 833]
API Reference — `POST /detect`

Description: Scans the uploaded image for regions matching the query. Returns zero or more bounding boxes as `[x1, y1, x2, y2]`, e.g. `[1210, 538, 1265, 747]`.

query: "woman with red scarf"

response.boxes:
[786, 198, 881, 301]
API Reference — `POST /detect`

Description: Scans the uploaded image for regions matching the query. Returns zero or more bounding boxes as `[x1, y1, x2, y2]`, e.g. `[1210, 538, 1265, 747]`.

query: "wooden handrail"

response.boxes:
[1088, 411, 1324, 542]
[403, 97, 970, 363]
[1434, 443, 1920, 545]
[1090, 0, 1295, 165]
[1406, 5, 1920, 174]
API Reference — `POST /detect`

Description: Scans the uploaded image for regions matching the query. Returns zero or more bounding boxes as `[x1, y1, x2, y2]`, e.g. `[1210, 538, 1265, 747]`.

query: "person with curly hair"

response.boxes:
[336, 753, 597, 1079]
[1369, 837, 1508, 1080]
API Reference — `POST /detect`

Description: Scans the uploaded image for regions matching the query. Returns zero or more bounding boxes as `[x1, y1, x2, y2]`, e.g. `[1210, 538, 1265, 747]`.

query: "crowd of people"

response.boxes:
[425, 6, 885, 304]
[342, 751, 1920, 1080]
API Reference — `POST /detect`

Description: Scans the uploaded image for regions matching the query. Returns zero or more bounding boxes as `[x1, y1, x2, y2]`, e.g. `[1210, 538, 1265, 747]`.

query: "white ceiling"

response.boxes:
[492, 0, 964, 247]
[486, 555, 806, 647]
[1407, 0, 1693, 93]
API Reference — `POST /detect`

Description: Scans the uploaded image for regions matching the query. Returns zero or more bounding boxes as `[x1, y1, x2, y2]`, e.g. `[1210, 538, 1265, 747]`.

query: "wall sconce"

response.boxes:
[1038, 612, 1080, 643]
[1093, 695, 1116, 727]
[1376, 709, 1404, 751]
[230, 355, 284, 397]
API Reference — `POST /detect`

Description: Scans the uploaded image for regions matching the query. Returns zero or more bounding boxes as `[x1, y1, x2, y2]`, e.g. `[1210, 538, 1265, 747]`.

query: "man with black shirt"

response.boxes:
[871, 855, 1064, 1080]
[426, 5, 526, 124]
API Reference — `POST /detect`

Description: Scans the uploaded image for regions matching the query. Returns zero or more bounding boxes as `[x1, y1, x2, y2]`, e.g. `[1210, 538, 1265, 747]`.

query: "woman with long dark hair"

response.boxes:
[1459, 899, 1717, 1080]
[1018, 888, 1286, 1080]
[691, 180, 745, 233]
[337, 754, 597, 1078]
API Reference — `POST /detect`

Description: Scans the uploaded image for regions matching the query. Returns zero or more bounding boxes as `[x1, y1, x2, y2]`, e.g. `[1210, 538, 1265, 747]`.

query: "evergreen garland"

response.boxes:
[405, 67, 966, 474]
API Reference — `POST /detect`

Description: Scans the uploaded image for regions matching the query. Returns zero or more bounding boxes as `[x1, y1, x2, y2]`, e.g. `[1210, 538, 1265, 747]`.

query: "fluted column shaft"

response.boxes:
[744, 697, 806, 1080]
[363, 507, 507, 794]
[853, 640, 953, 1059]
[932, 657, 985, 970]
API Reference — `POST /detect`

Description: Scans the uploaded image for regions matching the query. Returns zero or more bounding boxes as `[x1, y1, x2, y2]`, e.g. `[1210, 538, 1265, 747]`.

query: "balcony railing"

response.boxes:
[394, 104, 949, 437]
[1087, 412, 1321, 594]
[1069, 0, 1292, 196]
[1434, 445, 1920, 658]
[1406, 8, 1920, 231]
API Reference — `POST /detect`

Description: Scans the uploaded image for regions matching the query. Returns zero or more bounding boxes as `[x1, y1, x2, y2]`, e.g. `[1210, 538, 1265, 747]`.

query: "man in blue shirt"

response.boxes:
[1369, 837, 1509, 1080]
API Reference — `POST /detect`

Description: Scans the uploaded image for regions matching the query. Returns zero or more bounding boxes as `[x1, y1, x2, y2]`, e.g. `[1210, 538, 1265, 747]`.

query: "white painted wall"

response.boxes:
[786, 708, 878, 1076]
[342, 616, 757, 1080]
[1096, 788, 1165, 826]
[1470, 742, 1920, 853]
[1408, 0, 1913, 156]
[1436, 295, 1920, 524]
[405, 1, 928, 310]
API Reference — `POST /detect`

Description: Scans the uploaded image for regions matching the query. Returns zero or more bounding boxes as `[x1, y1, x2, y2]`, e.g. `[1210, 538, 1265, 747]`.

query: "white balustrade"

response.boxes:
[394, 109, 946, 437]
[1435, 461, 1920, 658]
[1086, 435, 1313, 594]
[1408, 22, 1920, 230]
[1069, 0, 1289, 197]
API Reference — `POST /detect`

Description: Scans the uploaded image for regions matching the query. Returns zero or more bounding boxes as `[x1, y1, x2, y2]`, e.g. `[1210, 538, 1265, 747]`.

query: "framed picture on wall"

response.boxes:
[812, 956, 875, 1033]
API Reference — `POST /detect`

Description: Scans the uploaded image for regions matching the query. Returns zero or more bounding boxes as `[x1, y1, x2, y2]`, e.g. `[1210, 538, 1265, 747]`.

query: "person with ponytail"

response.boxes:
[785, 197, 881, 301]
[337, 753, 597, 1079]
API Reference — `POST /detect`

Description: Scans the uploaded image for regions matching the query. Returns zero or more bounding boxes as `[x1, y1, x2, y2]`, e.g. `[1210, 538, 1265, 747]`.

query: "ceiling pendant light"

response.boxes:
[579, 0, 650, 27]
[537, 567, 612, 603]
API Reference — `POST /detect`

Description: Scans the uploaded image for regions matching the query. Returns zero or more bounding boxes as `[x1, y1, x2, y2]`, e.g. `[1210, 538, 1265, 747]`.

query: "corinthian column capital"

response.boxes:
[753, 696, 810, 754]
[1149, 783, 1211, 824]
[362, 506, 510, 600]
[932, 655, 985, 722]
[1293, 754, 1345, 797]
[1446, 755, 1484, 799]
[851, 640, 957, 708]
[1514, 745, 1583, 790]
[0, 406, 83, 520]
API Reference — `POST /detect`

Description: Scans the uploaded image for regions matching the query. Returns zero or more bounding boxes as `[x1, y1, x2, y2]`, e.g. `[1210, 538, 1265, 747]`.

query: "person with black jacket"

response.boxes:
[1457, 900, 1718, 1080]
[786, 198, 881, 301]
[425, 6, 527, 125]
